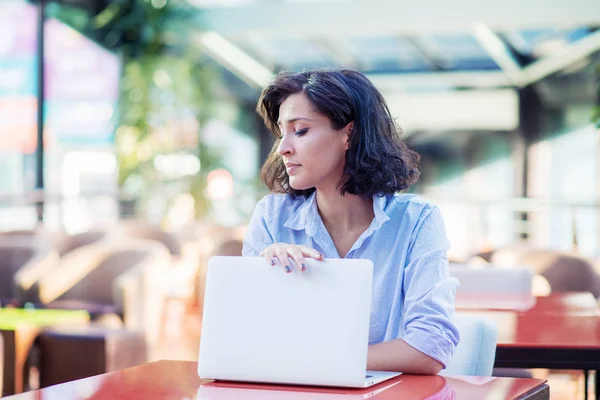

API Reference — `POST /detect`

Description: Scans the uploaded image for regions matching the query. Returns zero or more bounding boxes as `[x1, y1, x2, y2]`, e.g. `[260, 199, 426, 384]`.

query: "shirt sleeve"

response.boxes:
[400, 206, 460, 368]
[242, 197, 275, 256]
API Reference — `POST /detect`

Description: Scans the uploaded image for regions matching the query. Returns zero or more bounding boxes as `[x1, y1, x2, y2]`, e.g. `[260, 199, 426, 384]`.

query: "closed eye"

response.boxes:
[278, 128, 309, 139]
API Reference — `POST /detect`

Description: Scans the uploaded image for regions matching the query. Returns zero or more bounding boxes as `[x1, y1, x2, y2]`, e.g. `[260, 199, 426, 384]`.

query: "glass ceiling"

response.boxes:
[190, 0, 600, 91]
[231, 26, 598, 74]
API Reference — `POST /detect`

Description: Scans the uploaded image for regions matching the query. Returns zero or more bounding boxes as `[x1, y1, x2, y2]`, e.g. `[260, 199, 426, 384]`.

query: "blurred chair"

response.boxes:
[451, 262, 551, 298]
[213, 239, 243, 256]
[449, 264, 541, 379]
[441, 314, 498, 376]
[472, 249, 495, 263]
[0, 230, 52, 246]
[119, 221, 182, 258]
[492, 249, 600, 395]
[492, 248, 600, 298]
[49, 230, 108, 257]
[450, 264, 534, 294]
[33, 239, 171, 345]
[450, 264, 549, 311]
[0, 236, 59, 306]
[491, 246, 560, 277]
[535, 254, 600, 298]
[38, 326, 147, 388]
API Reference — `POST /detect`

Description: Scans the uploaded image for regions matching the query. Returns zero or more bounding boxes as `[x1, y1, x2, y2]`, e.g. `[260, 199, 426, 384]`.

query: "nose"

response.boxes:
[277, 132, 293, 157]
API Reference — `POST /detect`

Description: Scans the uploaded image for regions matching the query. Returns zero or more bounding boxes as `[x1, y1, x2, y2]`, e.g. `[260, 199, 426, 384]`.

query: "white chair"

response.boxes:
[449, 264, 542, 311]
[449, 265, 535, 379]
[442, 314, 498, 376]
[449, 264, 533, 294]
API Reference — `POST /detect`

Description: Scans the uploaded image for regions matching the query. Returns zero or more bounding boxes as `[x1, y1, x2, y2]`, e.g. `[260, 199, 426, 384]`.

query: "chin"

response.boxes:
[288, 178, 312, 191]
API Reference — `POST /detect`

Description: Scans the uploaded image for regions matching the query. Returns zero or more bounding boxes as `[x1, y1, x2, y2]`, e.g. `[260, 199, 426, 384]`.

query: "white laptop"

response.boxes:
[196, 379, 404, 399]
[197, 256, 402, 388]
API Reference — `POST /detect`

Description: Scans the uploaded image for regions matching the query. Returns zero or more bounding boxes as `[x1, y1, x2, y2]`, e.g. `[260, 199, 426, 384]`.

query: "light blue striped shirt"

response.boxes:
[242, 192, 460, 368]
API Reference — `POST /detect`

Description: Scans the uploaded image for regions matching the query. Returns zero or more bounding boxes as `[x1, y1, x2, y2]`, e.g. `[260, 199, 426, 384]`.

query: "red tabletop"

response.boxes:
[522, 292, 598, 315]
[505, 313, 600, 349]
[2, 360, 548, 400]
[456, 292, 599, 315]
[457, 293, 600, 348]
[456, 292, 600, 374]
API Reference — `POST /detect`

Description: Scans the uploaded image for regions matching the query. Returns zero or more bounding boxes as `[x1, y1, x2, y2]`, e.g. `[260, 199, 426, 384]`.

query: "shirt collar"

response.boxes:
[283, 192, 320, 236]
[283, 192, 391, 237]
[371, 194, 391, 231]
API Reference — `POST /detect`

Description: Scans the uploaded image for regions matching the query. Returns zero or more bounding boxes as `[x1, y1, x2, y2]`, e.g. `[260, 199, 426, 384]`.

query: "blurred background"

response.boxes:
[0, 0, 599, 398]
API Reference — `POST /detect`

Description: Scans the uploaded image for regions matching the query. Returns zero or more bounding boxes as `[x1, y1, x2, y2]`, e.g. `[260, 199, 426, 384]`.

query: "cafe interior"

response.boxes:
[0, 0, 600, 399]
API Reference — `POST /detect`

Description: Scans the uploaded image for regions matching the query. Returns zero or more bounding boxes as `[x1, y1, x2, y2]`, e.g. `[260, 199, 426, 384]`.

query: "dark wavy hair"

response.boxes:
[256, 68, 420, 198]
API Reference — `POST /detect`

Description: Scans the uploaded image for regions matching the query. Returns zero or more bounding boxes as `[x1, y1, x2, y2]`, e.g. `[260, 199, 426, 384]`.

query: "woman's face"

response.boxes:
[277, 93, 351, 192]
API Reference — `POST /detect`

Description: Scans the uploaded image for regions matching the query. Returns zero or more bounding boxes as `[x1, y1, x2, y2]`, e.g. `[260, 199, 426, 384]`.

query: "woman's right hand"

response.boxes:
[259, 243, 324, 273]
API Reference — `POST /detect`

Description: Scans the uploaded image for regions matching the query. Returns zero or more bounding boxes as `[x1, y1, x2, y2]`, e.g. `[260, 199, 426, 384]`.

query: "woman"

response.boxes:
[242, 68, 459, 375]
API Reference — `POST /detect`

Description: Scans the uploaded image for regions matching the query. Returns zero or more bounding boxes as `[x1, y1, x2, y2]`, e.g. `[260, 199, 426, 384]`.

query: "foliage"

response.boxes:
[48, 0, 222, 217]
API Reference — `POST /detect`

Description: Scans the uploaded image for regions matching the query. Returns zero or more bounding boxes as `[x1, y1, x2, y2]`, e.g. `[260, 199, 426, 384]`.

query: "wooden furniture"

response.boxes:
[457, 292, 600, 399]
[0, 308, 89, 396]
[38, 326, 147, 388]
[456, 292, 598, 314]
[1, 360, 549, 400]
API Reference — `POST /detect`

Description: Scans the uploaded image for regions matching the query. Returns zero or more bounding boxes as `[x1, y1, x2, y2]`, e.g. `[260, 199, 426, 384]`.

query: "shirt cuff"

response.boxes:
[402, 324, 457, 368]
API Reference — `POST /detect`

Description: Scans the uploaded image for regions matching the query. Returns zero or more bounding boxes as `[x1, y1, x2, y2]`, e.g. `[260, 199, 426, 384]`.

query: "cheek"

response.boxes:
[307, 150, 344, 178]
[298, 132, 346, 169]
[306, 144, 331, 167]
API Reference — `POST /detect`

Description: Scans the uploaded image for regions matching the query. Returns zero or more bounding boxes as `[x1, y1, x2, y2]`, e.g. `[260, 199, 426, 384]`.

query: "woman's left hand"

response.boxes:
[259, 243, 323, 273]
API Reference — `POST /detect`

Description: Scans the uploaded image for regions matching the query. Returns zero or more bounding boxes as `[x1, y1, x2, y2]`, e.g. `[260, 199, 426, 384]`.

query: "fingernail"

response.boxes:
[285, 265, 292, 273]
[317, 252, 324, 258]
[270, 258, 276, 266]
[301, 263, 307, 271]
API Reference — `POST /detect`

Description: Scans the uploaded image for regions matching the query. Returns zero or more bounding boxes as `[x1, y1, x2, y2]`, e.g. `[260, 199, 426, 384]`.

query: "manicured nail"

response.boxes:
[285, 265, 292, 273]
[270, 258, 276, 266]
[301, 263, 307, 271]
[317, 252, 324, 258]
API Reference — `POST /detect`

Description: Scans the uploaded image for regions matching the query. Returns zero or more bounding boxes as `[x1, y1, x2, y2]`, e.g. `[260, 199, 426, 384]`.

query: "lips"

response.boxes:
[284, 162, 301, 174]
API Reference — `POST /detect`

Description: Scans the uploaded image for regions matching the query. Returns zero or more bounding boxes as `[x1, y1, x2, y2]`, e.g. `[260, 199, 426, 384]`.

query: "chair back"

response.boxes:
[0, 237, 58, 303]
[57, 249, 150, 305]
[442, 314, 498, 376]
[120, 222, 182, 257]
[213, 239, 243, 257]
[540, 254, 600, 297]
[449, 264, 533, 294]
[51, 230, 108, 256]
[0, 246, 36, 299]
[491, 248, 600, 297]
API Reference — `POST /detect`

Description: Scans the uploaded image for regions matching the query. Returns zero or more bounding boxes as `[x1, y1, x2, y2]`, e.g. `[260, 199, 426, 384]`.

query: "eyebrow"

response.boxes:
[276, 117, 312, 126]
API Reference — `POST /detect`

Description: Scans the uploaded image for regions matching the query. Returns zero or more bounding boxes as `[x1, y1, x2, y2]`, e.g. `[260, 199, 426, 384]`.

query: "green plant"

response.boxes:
[50, 0, 222, 218]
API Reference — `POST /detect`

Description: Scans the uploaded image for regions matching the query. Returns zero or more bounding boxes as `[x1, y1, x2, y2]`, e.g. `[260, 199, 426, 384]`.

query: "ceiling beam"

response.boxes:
[194, 32, 274, 89]
[195, 0, 600, 39]
[520, 29, 600, 86]
[473, 23, 526, 86]
[407, 37, 446, 70]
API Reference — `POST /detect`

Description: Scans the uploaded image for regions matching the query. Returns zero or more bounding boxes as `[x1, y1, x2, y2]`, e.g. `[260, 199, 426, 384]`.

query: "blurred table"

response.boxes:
[523, 292, 599, 315]
[1, 360, 549, 400]
[456, 292, 599, 315]
[457, 292, 600, 399]
[0, 308, 90, 396]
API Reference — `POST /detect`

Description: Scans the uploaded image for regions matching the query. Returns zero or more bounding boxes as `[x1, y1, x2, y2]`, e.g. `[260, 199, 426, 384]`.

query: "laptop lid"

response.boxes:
[198, 256, 374, 387]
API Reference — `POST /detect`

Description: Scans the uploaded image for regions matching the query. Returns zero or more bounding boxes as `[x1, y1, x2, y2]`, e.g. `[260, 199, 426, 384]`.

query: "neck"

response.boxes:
[315, 186, 374, 232]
